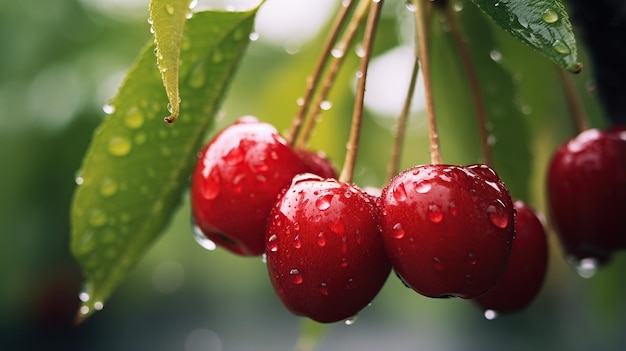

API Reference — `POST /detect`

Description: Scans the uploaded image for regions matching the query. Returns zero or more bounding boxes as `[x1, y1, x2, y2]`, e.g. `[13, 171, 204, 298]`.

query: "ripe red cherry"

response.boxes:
[379, 164, 515, 299]
[191, 117, 310, 256]
[296, 149, 337, 179]
[474, 200, 549, 315]
[265, 174, 391, 323]
[547, 126, 626, 265]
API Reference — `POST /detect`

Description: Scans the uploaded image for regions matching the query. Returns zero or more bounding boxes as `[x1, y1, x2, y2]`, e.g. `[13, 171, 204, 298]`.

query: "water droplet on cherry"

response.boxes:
[487, 200, 509, 228]
[392, 182, 408, 203]
[317, 232, 326, 247]
[414, 181, 431, 194]
[289, 269, 303, 284]
[315, 193, 333, 211]
[428, 204, 444, 223]
[392, 222, 405, 239]
[320, 282, 329, 296]
[268, 234, 278, 252]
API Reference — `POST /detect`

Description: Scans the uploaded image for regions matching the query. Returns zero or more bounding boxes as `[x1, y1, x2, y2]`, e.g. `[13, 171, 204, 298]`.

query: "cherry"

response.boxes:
[265, 174, 391, 323]
[296, 149, 337, 179]
[379, 164, 515, 299]
[474, 200, 549, 315]
[191, 116, 310, 256]
[547, 126, 626, 265]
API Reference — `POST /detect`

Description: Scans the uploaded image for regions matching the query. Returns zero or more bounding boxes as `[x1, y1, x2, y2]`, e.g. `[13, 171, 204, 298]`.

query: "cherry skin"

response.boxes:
[265, 174, 391, 323]
[296, 149, 337, 179]
[379, 164, 515, 299]
[474, 200, 549, 315]
[547, 126, 626, 265]
[191, 116, 310, 256]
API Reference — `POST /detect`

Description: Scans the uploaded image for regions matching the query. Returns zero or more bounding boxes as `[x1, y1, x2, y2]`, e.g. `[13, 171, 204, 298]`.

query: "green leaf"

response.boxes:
[469, 0, 582, 73]
[149, 0, 192, 123]
[70, 9, 257, 321]
[430, 3, 532, 200]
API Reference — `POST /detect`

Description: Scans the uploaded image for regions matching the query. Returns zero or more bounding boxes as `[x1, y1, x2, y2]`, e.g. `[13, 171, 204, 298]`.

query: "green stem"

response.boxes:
[557, 66, 589, 133]
[386, 52, 420, 180]
[296, 0, 371, 148]
[414, 0, 442, 165]
[339, 0, 384, 183]
[444, 4, 493, 167]
[286, 0, 357, 146]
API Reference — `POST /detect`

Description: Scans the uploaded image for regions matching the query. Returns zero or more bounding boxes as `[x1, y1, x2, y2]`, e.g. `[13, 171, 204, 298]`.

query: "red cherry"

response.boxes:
[474, 200, 549, 315]
[379, 164, 515, 299]
[547, 126, 626, 265]
[296, 149, 337, 179]
[191, 117, 310, 256]
[265, 174, 391, 323]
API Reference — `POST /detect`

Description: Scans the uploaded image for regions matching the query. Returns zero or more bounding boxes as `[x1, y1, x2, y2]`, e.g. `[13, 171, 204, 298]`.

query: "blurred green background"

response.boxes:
[1, 0, 625, 350]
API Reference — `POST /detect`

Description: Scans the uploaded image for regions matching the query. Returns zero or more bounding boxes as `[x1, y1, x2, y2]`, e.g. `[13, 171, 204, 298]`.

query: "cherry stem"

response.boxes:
[557, 66, 590, 133]
[296, 0, 371, 149]
[386, 52, 420, 181]
[414, 0, 442, 165]
[444, 5, 493, 167]
[286, 0, 357, 146]
[339, 0, 383, 184]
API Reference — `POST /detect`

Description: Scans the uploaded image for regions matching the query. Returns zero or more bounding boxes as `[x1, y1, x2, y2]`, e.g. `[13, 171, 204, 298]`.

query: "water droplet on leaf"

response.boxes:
[107, 136, 132, 157]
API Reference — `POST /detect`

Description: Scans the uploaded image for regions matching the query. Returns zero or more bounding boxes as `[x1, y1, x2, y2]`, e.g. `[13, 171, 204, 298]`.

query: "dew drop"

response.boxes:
[315, 193, 333, 211]
[354, 43, 365, 58]
[78, 284, 90, 302]
[414, 181, 431, 194]
[192, 225, 217, 251]
[467, 252, 477, 265]
[201, 168, 221, 200]
[331, 47, 345, 58]
[289, 269, 303, 284]
[188, 0, 198, 9]
[319, 282, 329, 296]
[75, 176, 84, 185]
[542, 8, 559, 23]
[575, 257, 598, 278]
[487, 200, 509, 229]
[107, 136, 132, 157]
[293, 235, 302, 249]
[102, 103, 115, 114]
[99, 178, 118, 198]
[317, 232, 326, 247]
[268, 234, 279, 252]
[79, 306, 90, 316]
[249, 32, 260, 41]
[433, 257, 443, 271]
[405, 2, 416, 12]
[166, 3, 175, 14]
[320, 100, 332, 110]
[453, 1, 463, 12]
[392, 182, 408, 203]
[489, 50, 503, 62]
[484, 309, 498, 320]
[261, 253, 267, 263]
[94, 301, 104, 311]
[553, 40, 571, 54]
[344, 315, 358, 325]
[340, 257, 349, 268]
[428, 204, 444, 223]
[392, 222, 405, 239]
[88, 208, 108, 227]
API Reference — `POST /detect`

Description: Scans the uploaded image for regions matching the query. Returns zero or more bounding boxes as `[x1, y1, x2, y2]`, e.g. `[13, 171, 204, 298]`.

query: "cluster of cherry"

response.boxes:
[188, 116, 626, 324]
